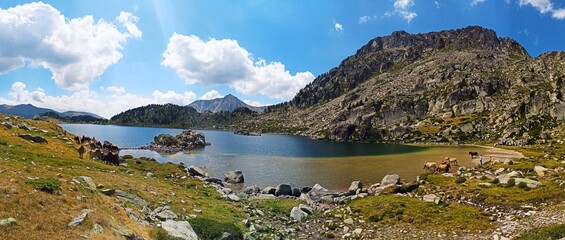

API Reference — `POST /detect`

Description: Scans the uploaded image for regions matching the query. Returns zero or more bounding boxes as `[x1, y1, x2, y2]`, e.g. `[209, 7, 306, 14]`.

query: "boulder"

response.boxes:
[534, 166, 548, 177]
[348, 181, 363, 194]
[114, 190, 148, 206]
[274, 184, 292, 196]
[188, 166, 207, 177]
[261, 186, 276, 195]
[1, 122, 12, 129]
[76, 176, 96, 192]
[514, 178, 543, 188]
[291, 188, 301, 197]
[496, 171, 522, 184]
[290, 207, 308, 222]
[17, 123, 29, 130]
[224, 170, 244, 184]
[152, 206, 178, 221]
[227, 194, 240, 202]
[422, 194, 441, 204]
[161, 220, 199, 240]
[0, 218, 16, 227]
[309, 183, 329, 195]
[301, 186, 312, 193]
[298, 204, 314, 214]
[18, 134, 47, 143]
[68, 209, 91, 226]
[91, 223, 104, 234]
[479, 182, 493, 187]
[243, 186, 261, 195]
[381, 174, 400, 186]
[204, 177, 223, 186]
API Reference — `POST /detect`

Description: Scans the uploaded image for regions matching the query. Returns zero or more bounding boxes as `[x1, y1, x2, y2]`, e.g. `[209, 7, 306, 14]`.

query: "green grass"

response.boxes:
[25, 178, 60, 194]
[348, 195, 491, 231]
[252, 198, 300, 216]
[188, 218, 243, 240]
[515, 224, 565, 240]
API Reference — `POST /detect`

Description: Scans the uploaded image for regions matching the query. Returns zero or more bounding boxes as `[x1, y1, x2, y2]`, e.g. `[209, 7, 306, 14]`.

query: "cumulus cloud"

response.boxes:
[162, 34, 314, 100]
[242, 99, 265, 107]
[0, 2, 141, 90]
[334, 22, 344, 32]
[107, 86, 126, 95]
[393, 0, 418, 22]
[359, 16, 372, 24]
[200, 90, 223, 100]
[518, 0, 565, 19]
[4, 81, 196, 118]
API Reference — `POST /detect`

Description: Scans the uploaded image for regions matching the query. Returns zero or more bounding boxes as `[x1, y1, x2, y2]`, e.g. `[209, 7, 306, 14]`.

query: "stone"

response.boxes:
[161, 220, 199, 240]
[227, 194, 240, 202]
[298, 204, 314, 214]
[76, 176, 96, 192]
[479, 182, 493, 187]
[91, 224, 104, 234]
[0, 218, 16, 227]
[243, 185, 261, 194]
[352, 228, 363, 235]
[187, 165, 206, 177]
[309, 183, 329, 195]
[534, 166, 548, 177]
[224, 170, 244, 184]
[17, 123, 29, 130]
[514, 178, 543, 188]
[1, 122, 12, 129]
[154, 207, 178, 221]
[299, 193, 315, 205]
[494, 168, 506, 175]
[381, 174, 400, 186]
[290, 207, 308, 222]
[18, 134, 47, 143]
[114, 190, 148, 206]
[423, 194, 441, 204]
[261, 186, 276, 195]
[496, 171, 521, 184]
[101, 189, 115, 195]
[251, 194, 277, 200]
[204, 177, 223, 186]
[219, 232, 235, 240]
[68, 209, 91, 226]
[146, 172, 155, 177]
[348, 181, 363, 194]
[274, 184, 292, 196]
[301, 186, 312, 193]
[291, 187, 301, 197]
[344, 218, 354, 225]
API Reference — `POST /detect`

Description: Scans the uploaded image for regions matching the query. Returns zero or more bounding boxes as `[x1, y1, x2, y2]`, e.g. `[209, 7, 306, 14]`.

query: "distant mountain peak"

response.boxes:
[0, 103, 104, 119]
[188, 94, 265, 113]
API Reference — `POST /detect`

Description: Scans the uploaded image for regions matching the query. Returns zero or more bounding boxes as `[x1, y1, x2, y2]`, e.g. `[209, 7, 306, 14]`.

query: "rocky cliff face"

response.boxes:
[261, 26, 565, 145]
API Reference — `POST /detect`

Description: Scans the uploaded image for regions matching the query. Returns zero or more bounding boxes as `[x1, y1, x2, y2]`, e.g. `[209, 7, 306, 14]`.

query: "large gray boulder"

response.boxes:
[68, 209, 91, 226]
[534, 166, 548, 177]
[243, 186, 261, 195]
[1, 122, 12, 129]
[261, 186, 276, 195]
[18, 134, 47, 143]
[381, 174, 400, 186]
[348, 181, 363, 194]
[309, 183, 329, 195]
[161, 220, 199, 240]
[290, 207, 308, 222]
[188, 166, 207, 177]
[514, 178, 543, 188]
[496, 171, 522, 184]
[114, 190, 148, 206]
[76, 176, 96, 192]
[224, 170, 244, 184]
[274, 184, 292, 196]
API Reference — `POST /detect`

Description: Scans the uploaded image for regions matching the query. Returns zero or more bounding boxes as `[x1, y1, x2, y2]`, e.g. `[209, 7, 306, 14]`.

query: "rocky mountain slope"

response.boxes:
[259, 26, 565, 145]
[0, 104, 104, 119]
[188, 94, 265, 113]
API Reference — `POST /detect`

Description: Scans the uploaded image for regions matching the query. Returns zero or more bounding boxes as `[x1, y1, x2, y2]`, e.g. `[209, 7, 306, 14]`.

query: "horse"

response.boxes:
[469, 151, 479, 159]
[89, 149, 102, 160]
[103, 152, 120, 166]
[448, 157, 458, 166]
[436, 163, 451, 173]
[423, 162, 437, 172]
[77, 145, 86, 159]
[73, 136, 81, 144]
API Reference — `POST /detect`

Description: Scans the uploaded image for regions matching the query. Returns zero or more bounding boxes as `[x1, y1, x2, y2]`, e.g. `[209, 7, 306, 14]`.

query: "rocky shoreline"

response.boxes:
[139, 130, 209, 154]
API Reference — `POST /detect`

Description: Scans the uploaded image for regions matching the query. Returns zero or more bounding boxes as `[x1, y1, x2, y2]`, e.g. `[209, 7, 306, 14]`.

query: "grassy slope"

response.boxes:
[0, 114, 246, 240]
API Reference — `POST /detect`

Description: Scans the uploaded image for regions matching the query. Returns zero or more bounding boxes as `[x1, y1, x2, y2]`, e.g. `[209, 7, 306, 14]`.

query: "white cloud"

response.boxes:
[0, 2, 141, 90]
[552, 8, 565, 19]
[334, 22, 344, 32]
[519, 0, 553, 13]
[162, 34, 314, 100]
[393, 0, 418, 23]
[242, 99, 265, 107]
[359, 16, 372, 24]
[4, 81, 197, 118]
[471, 0, 487, 6]
[200, 90, 223, 100]
[107, 86, 126, 95]
[152, 90, 196, 106]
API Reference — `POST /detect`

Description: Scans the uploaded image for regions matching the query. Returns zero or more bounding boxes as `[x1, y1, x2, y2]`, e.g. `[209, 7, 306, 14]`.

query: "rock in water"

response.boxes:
[290, 207, 308, 222]
[188, 165, 207, 177]
[274, 184, 292, 196]
[161, 220, 199, 240]
[145, 130, 207, 153]
[381, 174, 400, 186]
[68, 209, 91, 226]
[243, 186, 261, 194]
[224, 170, 244, 184]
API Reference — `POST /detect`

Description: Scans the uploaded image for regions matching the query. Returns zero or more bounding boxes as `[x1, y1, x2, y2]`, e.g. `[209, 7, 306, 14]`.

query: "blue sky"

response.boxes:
[0, 0, 564, 118]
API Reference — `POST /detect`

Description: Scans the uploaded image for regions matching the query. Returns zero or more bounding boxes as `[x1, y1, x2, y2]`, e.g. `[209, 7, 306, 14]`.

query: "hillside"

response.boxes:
[188, 94, 266, 113]
[0, 104, 104, 119]
[254, 26, 565, 145]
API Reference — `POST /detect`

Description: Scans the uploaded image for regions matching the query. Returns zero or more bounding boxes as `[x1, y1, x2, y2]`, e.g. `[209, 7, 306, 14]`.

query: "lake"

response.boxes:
[60, 124, 517, 191]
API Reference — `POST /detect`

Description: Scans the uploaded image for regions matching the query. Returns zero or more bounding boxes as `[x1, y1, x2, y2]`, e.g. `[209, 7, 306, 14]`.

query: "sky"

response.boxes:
[0, 0, 564, 118]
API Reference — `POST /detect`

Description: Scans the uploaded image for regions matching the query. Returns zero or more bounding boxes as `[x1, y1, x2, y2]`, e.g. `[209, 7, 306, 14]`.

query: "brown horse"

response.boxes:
[89, 149, 102, 160]
[448, 157, 458, 166]
[436, 163, 451, 173]
[77, 145, 86, 159]
[423, 162, 437, 172]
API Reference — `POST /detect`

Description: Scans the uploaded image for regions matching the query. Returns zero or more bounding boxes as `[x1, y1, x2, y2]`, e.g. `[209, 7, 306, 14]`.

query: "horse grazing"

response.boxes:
[448, 157, 458, 166]
[77, 145, 86, 159]
[73, 136, 81, 144]
[469, 152, 479, 159]
[436, 163, 451, 173]
[423, 162, 437, 172]
[89, 149, 102, 160]
[103, 152, 120, 166]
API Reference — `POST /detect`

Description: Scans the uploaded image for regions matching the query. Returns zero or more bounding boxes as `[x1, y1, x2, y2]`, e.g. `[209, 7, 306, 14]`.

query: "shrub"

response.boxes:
[121, 155, 134, 160]
[491, 178, 500, 184]
[455, 177, 467, 184]
[26, 178, 60, 194]
[506, 178, 516, 188]
[150, 228, 184, 240]
[188, 218, 243, 240]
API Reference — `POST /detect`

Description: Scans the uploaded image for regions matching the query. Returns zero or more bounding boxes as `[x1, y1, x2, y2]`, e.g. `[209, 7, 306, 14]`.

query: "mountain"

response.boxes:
[256, 26, 565, 145]
[0, 103, 104, 119]
[188, 94, 266, 113]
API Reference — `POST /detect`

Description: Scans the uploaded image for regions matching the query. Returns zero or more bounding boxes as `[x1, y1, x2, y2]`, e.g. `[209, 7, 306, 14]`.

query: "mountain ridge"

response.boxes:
[188, 94, 266, 113]
[0, 103, 104, 119]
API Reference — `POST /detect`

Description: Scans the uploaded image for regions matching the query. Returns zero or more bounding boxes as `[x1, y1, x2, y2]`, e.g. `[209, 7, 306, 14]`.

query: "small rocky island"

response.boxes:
[141, 130, 208, 153]
[234, 130, 261, 136]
